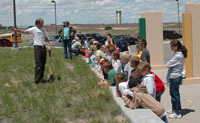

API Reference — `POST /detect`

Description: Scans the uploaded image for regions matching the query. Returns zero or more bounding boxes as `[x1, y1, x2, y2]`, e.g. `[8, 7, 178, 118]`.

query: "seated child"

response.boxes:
[115, 73, 127, 97]
[94, 43, 104, 58]
[106, 45, 116, 62]
[111, 51, 122, 73]
[118, 56, 141, 96]
[100, 58, 110, 81]
[136, 44, 143, 58]
[150, 71, 165, 102]
[95, 56, 103, 79]
[120, 51, 132, 79]
[137, 61, 156, 98]
[98, 61, 117, 86]
[87, 50, 96, 67]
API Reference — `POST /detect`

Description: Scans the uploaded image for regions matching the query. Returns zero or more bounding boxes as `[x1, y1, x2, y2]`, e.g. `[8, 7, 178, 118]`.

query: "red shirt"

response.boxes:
[150, 71, 165, 93]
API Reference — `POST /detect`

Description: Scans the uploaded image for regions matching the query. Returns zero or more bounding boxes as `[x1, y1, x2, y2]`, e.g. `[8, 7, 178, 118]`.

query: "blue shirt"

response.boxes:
[64, 27, 70, 39]
[90, 55, 96, 68]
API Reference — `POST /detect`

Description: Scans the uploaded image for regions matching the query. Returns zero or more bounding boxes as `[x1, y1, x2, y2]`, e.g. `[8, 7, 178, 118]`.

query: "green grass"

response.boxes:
[0, 48, 127, 123]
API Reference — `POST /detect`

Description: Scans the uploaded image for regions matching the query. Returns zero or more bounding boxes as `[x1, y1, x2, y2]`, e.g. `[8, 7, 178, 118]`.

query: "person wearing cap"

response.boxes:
[59, 21, 76, 59]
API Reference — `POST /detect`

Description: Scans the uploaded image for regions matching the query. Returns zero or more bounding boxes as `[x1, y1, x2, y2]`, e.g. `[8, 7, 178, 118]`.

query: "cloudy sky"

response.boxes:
[0, 0, 199, 26]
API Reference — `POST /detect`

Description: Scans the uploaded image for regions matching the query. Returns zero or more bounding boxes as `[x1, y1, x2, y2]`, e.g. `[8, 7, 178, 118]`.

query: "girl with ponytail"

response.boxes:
[166, 40, 187, 119]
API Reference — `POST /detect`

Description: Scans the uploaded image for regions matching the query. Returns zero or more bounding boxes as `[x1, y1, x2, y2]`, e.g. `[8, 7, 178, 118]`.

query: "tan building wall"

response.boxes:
[186, 3, 200, 77]
[141, 12, 164, 66]
[182, 13, 193, 78]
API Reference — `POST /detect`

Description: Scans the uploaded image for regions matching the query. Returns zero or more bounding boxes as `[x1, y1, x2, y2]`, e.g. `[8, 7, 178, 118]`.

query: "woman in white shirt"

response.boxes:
[166, 40, 187, 119]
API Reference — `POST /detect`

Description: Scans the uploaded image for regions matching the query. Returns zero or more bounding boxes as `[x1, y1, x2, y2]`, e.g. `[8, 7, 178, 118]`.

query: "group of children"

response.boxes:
[73, 32, 187, 122]
[78, 34, 167, 122]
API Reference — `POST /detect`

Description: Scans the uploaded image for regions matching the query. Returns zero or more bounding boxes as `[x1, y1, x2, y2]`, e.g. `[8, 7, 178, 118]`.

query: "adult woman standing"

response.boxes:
[59, 21, 76, 59]
[166, 40, 187, 119]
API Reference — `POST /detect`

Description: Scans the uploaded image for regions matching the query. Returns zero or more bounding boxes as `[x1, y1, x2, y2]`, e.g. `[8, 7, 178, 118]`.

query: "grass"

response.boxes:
[0, 48, 127, 123]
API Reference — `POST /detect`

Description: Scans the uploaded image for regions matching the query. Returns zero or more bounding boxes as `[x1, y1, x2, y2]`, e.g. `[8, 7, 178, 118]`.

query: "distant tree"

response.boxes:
[105, 26, 112, 30]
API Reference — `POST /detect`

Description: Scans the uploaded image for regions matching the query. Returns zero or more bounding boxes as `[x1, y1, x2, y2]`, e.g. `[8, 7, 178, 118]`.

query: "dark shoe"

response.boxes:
[35, 81, 39, 84]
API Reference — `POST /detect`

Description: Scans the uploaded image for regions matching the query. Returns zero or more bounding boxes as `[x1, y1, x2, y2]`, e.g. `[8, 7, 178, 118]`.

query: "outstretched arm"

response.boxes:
[11, 28, 28, 34]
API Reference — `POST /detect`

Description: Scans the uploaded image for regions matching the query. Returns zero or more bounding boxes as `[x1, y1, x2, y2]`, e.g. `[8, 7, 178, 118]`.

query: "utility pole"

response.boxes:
[176, 0, 181, 34]
[13, 0, 18, 47]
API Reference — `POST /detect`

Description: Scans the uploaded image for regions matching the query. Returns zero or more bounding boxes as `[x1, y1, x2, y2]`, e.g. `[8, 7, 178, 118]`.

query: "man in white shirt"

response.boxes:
[11, 18, 51, 84]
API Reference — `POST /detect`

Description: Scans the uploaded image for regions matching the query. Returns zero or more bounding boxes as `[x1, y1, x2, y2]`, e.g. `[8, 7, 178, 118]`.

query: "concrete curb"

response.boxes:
[83, 56, 164, 123]
[109, 86, 164, 123]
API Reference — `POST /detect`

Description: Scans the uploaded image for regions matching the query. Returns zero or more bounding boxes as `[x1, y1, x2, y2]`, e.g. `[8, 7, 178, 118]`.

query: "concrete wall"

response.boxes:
[185, 3, 200, 77]
[182, 13, 193, 78]
[141, 12, 164, 66]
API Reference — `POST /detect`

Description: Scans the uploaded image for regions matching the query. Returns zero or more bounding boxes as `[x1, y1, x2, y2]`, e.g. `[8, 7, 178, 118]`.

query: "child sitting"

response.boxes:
[94, 43, 104, 58]
[150, 71, 165, 102]
[87, 50, 96, 68]
[120, 51, 132, 79]
[137, 61, 156, 98]
[98, 61, 117, 86]
[111, 51, 122, 73]
[107, 44, 116, 62]
[118, 56, 141, 97]
[115, 73, 127, 97]
[136, 44, 143, 58]
[95, 56, 103, 79]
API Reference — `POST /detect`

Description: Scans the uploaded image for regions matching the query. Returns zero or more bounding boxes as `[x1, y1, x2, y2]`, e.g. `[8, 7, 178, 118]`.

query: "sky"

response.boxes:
[0, 0, 199, 26]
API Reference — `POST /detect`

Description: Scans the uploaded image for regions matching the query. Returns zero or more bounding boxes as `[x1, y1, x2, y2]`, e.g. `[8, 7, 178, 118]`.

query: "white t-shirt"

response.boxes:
[112, 59, 122, 73]
[124, 62, 133, 79]
[26, 27, 48, 46]
[141, 74, 156, 98]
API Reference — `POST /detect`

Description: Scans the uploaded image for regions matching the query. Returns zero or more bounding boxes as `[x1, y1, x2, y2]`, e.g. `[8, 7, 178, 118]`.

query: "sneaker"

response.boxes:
[168, 113, 182, 119]
[167, 109, 174, 114]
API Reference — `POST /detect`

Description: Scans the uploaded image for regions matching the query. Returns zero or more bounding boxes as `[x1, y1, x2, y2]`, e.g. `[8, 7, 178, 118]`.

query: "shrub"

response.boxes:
[105, 26, 112, 30]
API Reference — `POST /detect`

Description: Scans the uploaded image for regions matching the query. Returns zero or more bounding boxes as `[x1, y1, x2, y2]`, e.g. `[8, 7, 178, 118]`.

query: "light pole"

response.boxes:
[176, 0, 181, 34]
[51, 0, 57, 34]
[13, 0, 18, 47]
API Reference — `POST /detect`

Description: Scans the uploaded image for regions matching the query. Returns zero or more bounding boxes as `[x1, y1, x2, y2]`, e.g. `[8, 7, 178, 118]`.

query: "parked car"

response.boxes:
[48, 34, 62, 47]
[48, 34, 61, 41]
[163, 30, 182, 40]
[85, 33, 106, 44]
[76, 34, 92, 41]
[113, 35, 138, 45]
[0, 39, 13, 47]
[26, 34, 63, 47]
[132, 33, 140, 39]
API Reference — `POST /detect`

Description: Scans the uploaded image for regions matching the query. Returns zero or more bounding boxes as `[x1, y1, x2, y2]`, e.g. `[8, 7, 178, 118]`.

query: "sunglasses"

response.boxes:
[171, 44, 176, 47]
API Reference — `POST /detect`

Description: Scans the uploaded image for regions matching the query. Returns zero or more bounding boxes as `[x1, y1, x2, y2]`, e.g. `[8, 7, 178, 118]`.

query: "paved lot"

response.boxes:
[161, 84, 200, 123]
[129, 43, 200, 122]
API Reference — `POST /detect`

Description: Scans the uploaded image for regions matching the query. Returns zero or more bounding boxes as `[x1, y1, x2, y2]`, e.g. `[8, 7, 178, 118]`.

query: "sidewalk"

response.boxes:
[161, 84, 200, 123]
[153, 68, 200, 123]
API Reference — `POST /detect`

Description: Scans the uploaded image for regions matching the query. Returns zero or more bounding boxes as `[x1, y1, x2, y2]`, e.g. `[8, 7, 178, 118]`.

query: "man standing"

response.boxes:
[59, 21, 76, 59]
[11, 18, 51, 84]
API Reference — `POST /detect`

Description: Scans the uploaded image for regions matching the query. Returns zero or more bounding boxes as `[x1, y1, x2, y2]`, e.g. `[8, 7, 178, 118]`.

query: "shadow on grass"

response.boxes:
[182, 108, 195, 116]
[47, 75, 61, 83]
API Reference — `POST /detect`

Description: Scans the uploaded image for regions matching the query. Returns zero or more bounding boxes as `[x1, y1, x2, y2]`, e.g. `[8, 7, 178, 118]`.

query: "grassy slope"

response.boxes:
[0, 48, 127, 123]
